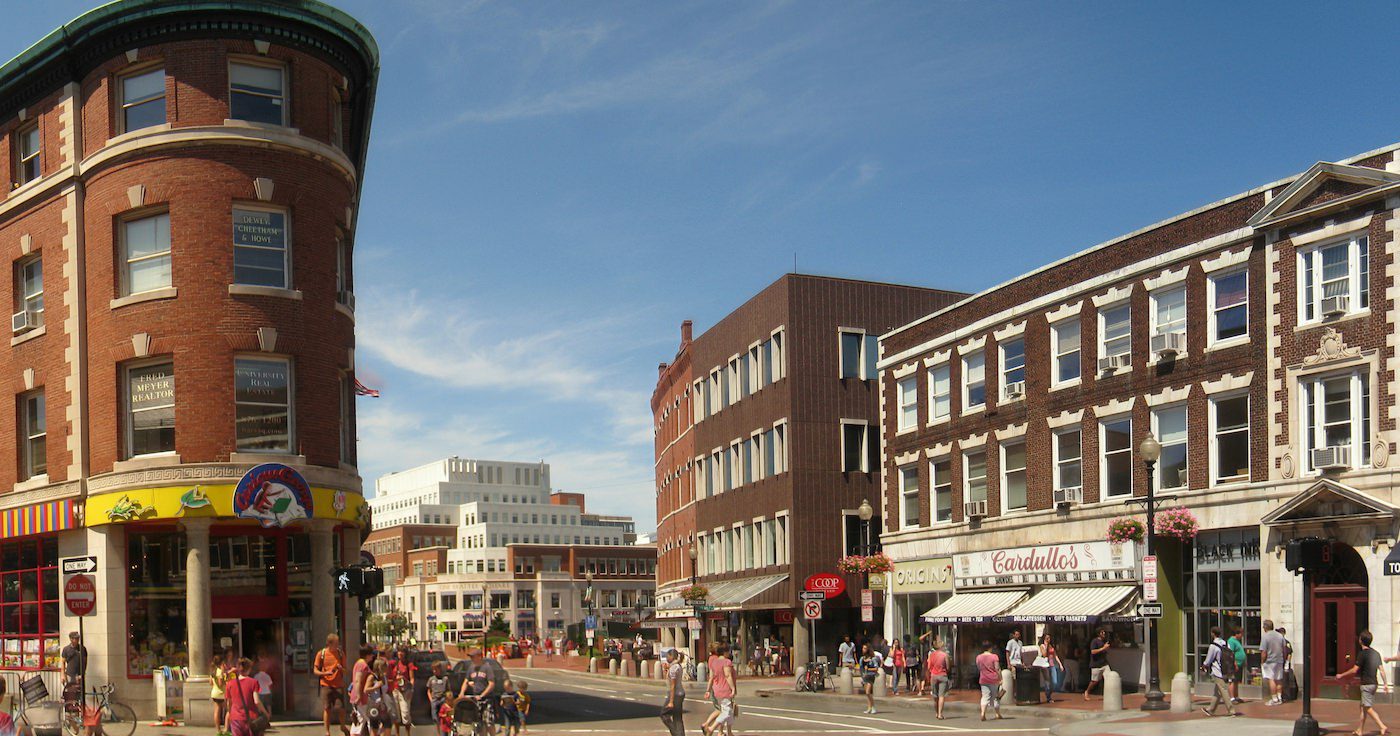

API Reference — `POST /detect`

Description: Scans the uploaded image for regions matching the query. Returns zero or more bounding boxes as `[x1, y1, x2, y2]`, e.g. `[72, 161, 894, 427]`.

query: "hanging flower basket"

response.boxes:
[836, 555, 866, 574]
[862, 553, 894, 574]
[680, 584, 709, 601]
[1156, 507, 1200, 541]
[1107, 517, 1145, 544]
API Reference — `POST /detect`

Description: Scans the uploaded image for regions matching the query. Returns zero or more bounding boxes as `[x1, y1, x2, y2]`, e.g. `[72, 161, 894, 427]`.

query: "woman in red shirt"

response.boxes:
[226, 658, 269, 736]
[924, 638, 950, 720]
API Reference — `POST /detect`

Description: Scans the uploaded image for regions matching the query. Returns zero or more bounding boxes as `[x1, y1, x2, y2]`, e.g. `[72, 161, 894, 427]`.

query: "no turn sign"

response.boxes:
[65, 574, 96, 617]
[803, 600, 822, 620]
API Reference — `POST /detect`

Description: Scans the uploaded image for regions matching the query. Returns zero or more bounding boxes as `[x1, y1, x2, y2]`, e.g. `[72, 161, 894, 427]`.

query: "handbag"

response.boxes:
[232, 675, 271, 736]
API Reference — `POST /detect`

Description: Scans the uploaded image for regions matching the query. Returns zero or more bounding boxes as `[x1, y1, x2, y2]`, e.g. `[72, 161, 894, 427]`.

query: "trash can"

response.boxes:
[1014, 668, 1042, 705]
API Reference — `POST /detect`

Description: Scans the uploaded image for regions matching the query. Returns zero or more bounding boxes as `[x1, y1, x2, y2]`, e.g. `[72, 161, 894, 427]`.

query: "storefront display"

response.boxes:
[0, 537, 61, 671]
[1182, 528, 1261, 684]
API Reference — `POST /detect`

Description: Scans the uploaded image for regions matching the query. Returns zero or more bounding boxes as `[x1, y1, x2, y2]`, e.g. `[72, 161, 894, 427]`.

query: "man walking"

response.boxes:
[1082, 628, 1111, 700]
[313, 634, 348, 736]
[1201, 627, 1242, 717]
[388, 647, 416, 736]
[1337, 630, 1389, 736]
[1260, 620, 1286, 706]
[838, 636, 856, 670]
[1227, 628, 1247, 703]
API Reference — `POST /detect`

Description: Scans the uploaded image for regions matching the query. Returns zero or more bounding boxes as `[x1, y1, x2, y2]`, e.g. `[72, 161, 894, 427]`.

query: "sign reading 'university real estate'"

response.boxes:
[955, 540, 1137, 588]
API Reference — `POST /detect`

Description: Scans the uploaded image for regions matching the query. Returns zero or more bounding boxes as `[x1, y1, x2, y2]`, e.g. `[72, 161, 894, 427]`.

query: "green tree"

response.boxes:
[368, 609, 410, 643]
[489, 612, 509, 635]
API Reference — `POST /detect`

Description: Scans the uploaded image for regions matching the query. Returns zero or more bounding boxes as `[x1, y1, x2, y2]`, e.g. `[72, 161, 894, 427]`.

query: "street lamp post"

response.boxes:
[1138, 436, 1168, 712]
[858, 499, 874, 634]
[584, 571, 597, 658]
[688, 544, 703, 658]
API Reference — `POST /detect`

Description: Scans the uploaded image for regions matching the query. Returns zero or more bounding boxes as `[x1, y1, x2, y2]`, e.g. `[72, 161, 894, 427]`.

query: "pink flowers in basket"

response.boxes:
[1156, 506, 1200, 541]
[680, 584, 710, 601]
[1107, 517, 1145, 544]
[837, 553, 893, 574]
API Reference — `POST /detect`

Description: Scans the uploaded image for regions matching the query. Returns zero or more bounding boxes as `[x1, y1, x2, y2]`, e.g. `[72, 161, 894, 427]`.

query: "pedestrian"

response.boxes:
[1082, 627, 1112, 700]
[659, 649, 686, 736]
[890, 641, 906, 695]
[702, 643, 736, 736]
[498, 681, 522, 736]
[1201, 626, 1242, 717]
[925, 638, 950, 720]
[977, 640, 1003, 722]
[426, 662, 449, 727]
[314, 634, 349, 736]
[212, 653, 229, 736]
[61, 632, 87, 685]
[388, 647, 416, 736]
[227, 658, 270, 736]
[1260, 620, 1286, 706]
[369, 659, 390, 736]
[348, 645, 378, 736]
[435, 695, 454, 736]
[1337, 630, 1389, 736]
[858, 643, 884, 715]
[0, 678, 16, 736]
[1034, 633, 1063, 702]
[456, 649, 500, 736]
[515, 681, 530, 734]
[904, 635, 923, 695]
[253, 662, 273, 717]
[1227, 628, 1246, 703]
[838, 636, 856, 669]
[1005, 629, 1025, 671]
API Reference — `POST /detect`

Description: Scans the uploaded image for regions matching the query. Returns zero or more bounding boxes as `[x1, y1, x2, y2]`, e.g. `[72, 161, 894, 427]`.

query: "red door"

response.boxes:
[1311, 584, 1368, 697]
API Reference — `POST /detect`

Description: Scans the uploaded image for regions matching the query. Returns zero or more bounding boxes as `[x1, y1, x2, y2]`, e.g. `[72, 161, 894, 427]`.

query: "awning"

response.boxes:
[657, 597, 690, 611]
[707, 574, 789, 609]
[1104, 589, 1142, 621]
[997, 585, 1137, 624]
[920, 589, 1028, 623]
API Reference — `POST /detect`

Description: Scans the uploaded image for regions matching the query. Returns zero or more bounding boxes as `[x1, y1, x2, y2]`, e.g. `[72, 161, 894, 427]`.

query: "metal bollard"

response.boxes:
[793, 666, 806, 692]
[1170, 672, 1192, 713]
[839, 666, 855, 695]
[1000, 669, 1014, 707]
[609, 659, 619, 676]
[1102, 671, 1122, 711]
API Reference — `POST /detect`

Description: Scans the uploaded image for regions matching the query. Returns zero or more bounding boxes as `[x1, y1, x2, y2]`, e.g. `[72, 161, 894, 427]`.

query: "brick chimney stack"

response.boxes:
[681, 320, 693, 343]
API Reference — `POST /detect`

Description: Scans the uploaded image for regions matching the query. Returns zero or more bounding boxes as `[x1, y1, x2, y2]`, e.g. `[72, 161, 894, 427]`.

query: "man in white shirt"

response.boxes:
[839, 636, 856, 668]
[1005, 630, 1025, 670]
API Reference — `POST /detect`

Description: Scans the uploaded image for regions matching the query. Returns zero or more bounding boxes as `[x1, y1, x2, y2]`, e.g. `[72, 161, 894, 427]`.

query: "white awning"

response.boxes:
[998, 585, 1137, 624]
[920, 589, 1028, 623]
[708, 574, 789, 609]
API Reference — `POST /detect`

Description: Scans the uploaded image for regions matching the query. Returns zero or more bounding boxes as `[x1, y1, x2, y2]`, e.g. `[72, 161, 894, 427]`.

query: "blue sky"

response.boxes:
[9, 1, 1400, 531]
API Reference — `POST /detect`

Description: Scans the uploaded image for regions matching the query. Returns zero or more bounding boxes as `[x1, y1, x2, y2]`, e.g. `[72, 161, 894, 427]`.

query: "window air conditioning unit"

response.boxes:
[1003, 381, 1026, 401]
[963, 500, 987, 519]
[1321, 295, 1349, 318]
[1311, 445, 1352, 472]
[1150, 331, 1186, 359]
[1053, 486, 1083, 506]
[10, 310, 38, 335]
[1098, 354, 1131, 372]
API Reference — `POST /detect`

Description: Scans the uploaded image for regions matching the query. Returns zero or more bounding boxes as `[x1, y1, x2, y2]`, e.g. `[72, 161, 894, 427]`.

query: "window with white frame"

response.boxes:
[1001, 338, 1025, 399]
[1211, 394, 1249, 483]
[232, 207, 290, 288]
[1152, 287, 1186, 338]
[964, 451, 987, 504]
[1209, 270, 1248, 343]
[740, 437, 754, 485]
[748, 344, 762, 394]
[1001, 441, 1027, 512]
[20, 389, 44, 480]
[693, 380, 706, 424]
[897, 376, 918, 430]
[1153, 405, 1187, 490]
[899, 465, 919, 529]
[126, 361, 175, 458]
[229, 61, 286, 125]
[768, 330, 785, 383]
[709, 370, 722, 414]
[120, 67, 166, 132]
[1100, 303, 1131, 362]
[1299, 235, 1369, 322]
[235, 356, 292, 452]
[839, 330, 879, 380]
[931, 459, 953, 523]
[15, 255, 42, 329]
[14, 124, 39, 185]
[121, 212, 172, 296]
[1101, 417, 1132, 497]
[963, 350, 985, 409]
[928, 364, 951, 421]
[1052, 319, 1080, 385]
[1054, 429, 1082, 491]
[841, 421, 876, 473]
[1301, 370, 1371, 471]
[764, 422, 786, 476]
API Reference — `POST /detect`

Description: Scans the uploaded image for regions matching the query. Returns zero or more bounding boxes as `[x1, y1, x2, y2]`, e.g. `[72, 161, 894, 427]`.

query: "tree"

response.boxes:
[489, 612, 509, 635]
[368, 609, 410, 643]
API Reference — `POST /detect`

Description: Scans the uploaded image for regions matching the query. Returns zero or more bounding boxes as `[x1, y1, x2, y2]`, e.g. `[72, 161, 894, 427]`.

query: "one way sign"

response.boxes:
[62, 556, 98, 575]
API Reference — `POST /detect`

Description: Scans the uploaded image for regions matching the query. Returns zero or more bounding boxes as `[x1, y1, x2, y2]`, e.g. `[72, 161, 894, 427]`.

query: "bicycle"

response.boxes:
[64, 684, 136, 736]
[684, 660, 698, 682]
[798, 661, 831, 692]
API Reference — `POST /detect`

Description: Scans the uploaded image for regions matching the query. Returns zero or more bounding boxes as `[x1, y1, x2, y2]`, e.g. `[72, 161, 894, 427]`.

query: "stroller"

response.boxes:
[13, 675, 65, 736]
[452, 697, 495, 736]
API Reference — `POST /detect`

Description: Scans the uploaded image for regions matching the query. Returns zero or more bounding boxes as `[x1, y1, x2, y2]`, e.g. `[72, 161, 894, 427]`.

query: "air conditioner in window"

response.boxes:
[1150, 331, 1186, 359]
[10, 310, 38, 335]
[1098, 354, 1131, 372]
[1321, 294, 1350, 318]
[1310, 445, 1352, 472]
[963, 500, 987, 519]
[1003, 381, 1025, 401]
[1053, 486, 1083, 506]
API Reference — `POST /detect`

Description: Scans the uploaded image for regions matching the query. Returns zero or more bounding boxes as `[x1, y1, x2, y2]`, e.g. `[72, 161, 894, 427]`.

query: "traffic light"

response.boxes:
[362, 567, 385, 597]
[1285, 537, 1331, 573]
[330, 566, 385, 597]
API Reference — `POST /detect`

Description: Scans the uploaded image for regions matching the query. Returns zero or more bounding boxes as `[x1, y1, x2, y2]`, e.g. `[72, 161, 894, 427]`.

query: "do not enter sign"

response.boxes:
[65, 574, 96, 617]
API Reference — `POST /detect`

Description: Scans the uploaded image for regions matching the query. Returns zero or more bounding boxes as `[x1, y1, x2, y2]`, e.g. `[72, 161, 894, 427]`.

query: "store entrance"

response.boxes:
[1311, 543, 1369, 697]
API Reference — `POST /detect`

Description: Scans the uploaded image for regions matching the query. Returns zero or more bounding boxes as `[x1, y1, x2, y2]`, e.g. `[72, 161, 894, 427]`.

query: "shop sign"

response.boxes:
[1385, 545, 1400, 576]
[517, 610, 535, 620]
[892, 558, 953, 594]
[955, 540, 1137, 588]
[804, 573, 846, 598]
[1194, 529, 1261, 572]
[233, 463, 313, 527]
[773, 610, 794, 624]
[868, 572, 887, 591]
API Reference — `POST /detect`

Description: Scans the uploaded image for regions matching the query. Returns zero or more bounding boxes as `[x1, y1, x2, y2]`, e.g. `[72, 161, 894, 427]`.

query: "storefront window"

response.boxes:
[1183, 528, 1261, 683]
[210, 535, 278, 597]
[127, 532, 189, 676]
[0, 537, 59, 669]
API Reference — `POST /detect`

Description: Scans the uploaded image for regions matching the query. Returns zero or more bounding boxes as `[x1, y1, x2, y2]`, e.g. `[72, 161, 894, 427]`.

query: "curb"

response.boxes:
[753, 687, 1114, 722]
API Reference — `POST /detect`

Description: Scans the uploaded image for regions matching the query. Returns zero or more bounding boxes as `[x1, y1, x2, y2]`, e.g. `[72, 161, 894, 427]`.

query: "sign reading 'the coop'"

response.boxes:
[955, 540, 1138, 588]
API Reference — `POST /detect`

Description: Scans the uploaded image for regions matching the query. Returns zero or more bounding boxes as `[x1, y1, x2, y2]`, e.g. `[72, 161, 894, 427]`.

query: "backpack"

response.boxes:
[1206, 640, 1237, 678]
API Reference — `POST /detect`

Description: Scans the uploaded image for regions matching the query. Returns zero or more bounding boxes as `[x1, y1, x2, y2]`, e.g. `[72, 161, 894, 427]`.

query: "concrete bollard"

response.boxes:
[658, 661, 668, 681]
[609, 659, 619, 676]
[1170, 672, 1192, 713]
[794, 666, 806, 692]
[838, 666, 855, 695]
[873, 673, 887, 697]
[526, 654, 534, 668]
[1000, 669, 1014, 707]
[588, 657, 599, 673]
[622, 659, 633, 677]
[696, 662, 709, 683]
[1102, 671, 1123, 711]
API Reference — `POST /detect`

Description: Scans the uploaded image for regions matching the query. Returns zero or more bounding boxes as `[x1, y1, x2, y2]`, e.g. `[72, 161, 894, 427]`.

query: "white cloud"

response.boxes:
[853, 159, 881, 187]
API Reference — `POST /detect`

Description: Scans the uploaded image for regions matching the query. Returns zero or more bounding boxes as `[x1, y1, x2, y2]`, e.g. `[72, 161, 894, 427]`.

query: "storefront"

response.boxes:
[0, 499, 82, 673]
[1182, 528, 1261, 686]
[888, 557, 954, 645]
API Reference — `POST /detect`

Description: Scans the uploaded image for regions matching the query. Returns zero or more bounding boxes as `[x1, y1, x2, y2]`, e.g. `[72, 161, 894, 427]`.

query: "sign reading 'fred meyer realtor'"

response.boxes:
[955, 541, 1137, 588]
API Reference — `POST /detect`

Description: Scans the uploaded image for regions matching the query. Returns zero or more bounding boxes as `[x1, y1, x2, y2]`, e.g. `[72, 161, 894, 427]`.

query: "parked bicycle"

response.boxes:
[797, 661, 832, 692]
[64, 684, 136, 736]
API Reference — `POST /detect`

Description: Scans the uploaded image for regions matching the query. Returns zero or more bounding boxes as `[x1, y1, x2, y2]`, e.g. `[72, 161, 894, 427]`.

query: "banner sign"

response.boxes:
[892, 558, 954, 594]
[233, 464, 313, 528]
[955, 540, 1137, 588]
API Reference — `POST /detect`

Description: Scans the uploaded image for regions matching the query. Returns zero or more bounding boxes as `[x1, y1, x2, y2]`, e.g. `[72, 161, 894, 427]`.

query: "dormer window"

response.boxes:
[1298, 235, 1368, 323]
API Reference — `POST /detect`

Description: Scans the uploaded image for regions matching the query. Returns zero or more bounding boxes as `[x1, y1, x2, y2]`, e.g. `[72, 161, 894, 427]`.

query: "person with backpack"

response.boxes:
[1201, 626, 1242, 717]
[314, 634, 349, 736]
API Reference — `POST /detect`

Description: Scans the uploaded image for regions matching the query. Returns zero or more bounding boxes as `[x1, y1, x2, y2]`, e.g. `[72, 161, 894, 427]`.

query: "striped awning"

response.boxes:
[709, 574, 789, 610]
[920, 589, 1028, 623]
[997, 585, 1137, 624]
[0, 499, 80, 538]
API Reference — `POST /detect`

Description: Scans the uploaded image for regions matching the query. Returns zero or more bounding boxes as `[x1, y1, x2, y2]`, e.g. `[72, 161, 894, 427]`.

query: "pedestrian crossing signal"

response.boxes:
[332, 566, 385, 597]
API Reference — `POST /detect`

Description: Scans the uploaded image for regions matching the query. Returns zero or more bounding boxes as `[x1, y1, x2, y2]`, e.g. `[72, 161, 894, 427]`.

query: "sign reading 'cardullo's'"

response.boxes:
[955, 540, 1137, 588]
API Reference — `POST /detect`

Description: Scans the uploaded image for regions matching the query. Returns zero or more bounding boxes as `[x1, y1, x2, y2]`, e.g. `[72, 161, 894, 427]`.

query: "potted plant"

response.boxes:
[1107, 517, 1146, 544]
[862, 552, 894, 574]
[680, 584, 709, 601]
[1156, 507, 1200, 541]
[837, 555, 866, 574]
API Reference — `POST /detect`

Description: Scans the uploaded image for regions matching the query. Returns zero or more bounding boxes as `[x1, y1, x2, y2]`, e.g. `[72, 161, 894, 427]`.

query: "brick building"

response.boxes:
[879, 142, 1400, 697]
[0, 0, 378, 721]
[651, 274, 964, 662]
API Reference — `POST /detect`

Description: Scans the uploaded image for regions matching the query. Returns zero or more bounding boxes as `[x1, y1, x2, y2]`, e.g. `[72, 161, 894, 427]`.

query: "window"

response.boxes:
[931, 459, 953, 523]
[841, 422, 876, 473]
[899, 466, 919, 529]
[1055, 429, 1082, 491]
[1101, 418, 1132, 497]
[840, 331, 862, 379]
[1001, 441, 1027, 512]
[897, 377, 918, 430]
[335, 239, 351, 306]
[120, 68, 166, 132]
[14, 124, 39, 185]
[964, 451, 987, 504]
[1301, 371, 1371, 471]
[1000, 338, 1025, 399]
[234, 357, 292, 452]
[1209, 270, 1248, 343]
[1100, 303, 1131, 362]
[340, 374, 355, 465]
[229, 61, 286, 125]
[330, 88, 344, 149]
[550, 593, 561, 609]
[1299, 236, 1368, 323]
[120, 213, 171, 296]
[1052, 319, 1081, 385]
[126, 361, 175, 457]
[1211, 395, 1249, 484]
[0, 537, 59, 672]
[962, 351, 985, 409]
[1152, 287, 1186, 341]
[15, 256, 42, 330]
[927, 364, 951, 422]
[1153, 405, 1187, 491]
[20, 390, 45, 479]
[232, 207, 289, 288]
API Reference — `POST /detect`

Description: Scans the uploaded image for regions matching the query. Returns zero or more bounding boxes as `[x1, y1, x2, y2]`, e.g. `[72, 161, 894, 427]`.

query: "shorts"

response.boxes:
[715, 697, 734, 724]
[929, 675, 950, 698]
[320, 686, 344, 711]
[1261, 663, 1284, 682]
[499, 710, 522, 727]
[1090, 666, 1109, 682]
[980, 683, 1001, 708]
[391, 690, 412, 725]
[1362, 684, 1377, 708]
[861, 674, 877, 686]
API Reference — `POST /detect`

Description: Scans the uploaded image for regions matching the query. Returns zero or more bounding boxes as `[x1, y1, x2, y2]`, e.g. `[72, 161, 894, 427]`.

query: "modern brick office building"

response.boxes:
[879, 142, 1400, 697]
[0, 0, 378, 720]
[652, 274, 964, 662]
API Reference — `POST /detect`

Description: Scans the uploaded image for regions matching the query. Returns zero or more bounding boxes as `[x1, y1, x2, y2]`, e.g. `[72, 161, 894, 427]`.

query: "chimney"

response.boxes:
[681, 320, 693, 343]
[658, 362, 669, 377]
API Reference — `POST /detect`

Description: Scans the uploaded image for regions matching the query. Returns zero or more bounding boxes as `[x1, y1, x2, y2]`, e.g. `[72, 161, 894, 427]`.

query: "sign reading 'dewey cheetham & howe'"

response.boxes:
[955, 540, 1138, 588]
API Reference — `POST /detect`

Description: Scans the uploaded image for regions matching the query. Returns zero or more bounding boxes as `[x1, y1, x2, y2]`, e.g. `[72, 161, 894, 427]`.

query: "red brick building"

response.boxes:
[0, 0, 378, 720]
[652, 320, 696, 641]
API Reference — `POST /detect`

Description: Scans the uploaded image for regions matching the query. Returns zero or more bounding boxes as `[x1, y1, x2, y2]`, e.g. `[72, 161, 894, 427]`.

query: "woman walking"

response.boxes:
[925, 638, 950, 720]
[658, 649, 686, 736]
[890, 642, 906, 695]
[858, 644, 884, 715]
[977, 640, 1003, 722]
[226, 658, 270, 736]
[1035, 633, 1064, 703]
[211, 653, 229, 736]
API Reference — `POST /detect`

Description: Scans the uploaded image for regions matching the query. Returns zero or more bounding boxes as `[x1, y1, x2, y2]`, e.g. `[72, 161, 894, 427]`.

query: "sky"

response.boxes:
[9, 1, 1400, 532]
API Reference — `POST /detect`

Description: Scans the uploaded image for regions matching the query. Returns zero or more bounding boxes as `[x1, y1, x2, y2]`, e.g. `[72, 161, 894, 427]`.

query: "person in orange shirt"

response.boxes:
[314, 634, 349, 736]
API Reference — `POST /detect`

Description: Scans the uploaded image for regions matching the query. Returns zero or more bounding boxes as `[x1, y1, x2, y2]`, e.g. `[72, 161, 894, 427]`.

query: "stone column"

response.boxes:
[182, 518, 214, 725]
[791, 616, 810, 671]
[310, 520, 337, 651]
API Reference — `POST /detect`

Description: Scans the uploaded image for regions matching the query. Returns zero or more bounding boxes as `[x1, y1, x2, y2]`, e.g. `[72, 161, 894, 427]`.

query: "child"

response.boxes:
[515, 682, 531, 733]
[498, 681, 522, 736]
[426, 662, 449, 726]
[435, 695, 454, 736]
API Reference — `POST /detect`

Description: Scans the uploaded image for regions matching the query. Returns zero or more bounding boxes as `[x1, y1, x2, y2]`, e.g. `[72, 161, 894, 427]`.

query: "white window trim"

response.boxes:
[1206, 267, 1250, 351]
[961, 350, 986, 415]
[1299, 369, 1372, 476]
[1295, 234, 1370, 326]
[840, 418, 871, 473]
[1150, 404, 1188, 492]
[1148, 286, 1188, 365]
[927, 363, 951, 426]
[898, 464, 920, 530]
[1050, 318, 1081, 390]
[999, 337, 1026, 403]
[1208, 392, 1250, 487]
[929, 456, 953, 524]
[1099, 415, 1132, 499]
[999, 441, 1027, 514]
[896, 375, 919, 434]
[963, 450, 988, 506]
[118, 65, 167, 134]
[120, 210, 172, 297]
[1052, 428, 1082, 493]
[1097, 301, 1132, 375]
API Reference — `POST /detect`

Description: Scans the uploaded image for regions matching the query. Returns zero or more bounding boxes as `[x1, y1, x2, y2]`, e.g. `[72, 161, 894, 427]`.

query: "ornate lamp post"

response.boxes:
[858, 498, 874, 556]
[688, 544, 703, 657]
[584, 571, 597, 658]
[1138, 435, 1168, 712]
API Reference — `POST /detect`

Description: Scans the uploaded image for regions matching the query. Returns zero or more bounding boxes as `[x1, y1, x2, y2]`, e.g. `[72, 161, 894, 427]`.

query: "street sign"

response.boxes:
[1137, 603, 1163, 618]
[584, 615, 598, 629]
[803, 573, 847, 599]
[860, 604, 873, 622]
[687, 618, 702, 631]
[686, 599, 709, 607]
[1144, 580, 1159, 602]
[585, 629, 596, 640]
[1385, 545, 1400, 576]
[1143, 555, 1157, 582]
[860, 589, 873, 606]
[798, 591, 826, 602]
[62, 556, 98, 575]
[803, 600, 822, 620]
[65, 574, 96, 617]
[868, 572, 887, 591]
